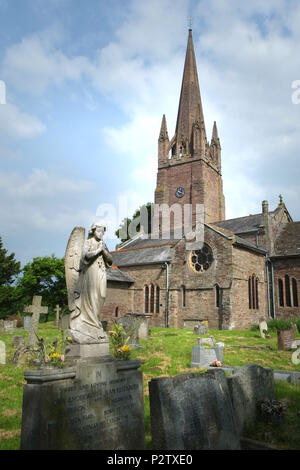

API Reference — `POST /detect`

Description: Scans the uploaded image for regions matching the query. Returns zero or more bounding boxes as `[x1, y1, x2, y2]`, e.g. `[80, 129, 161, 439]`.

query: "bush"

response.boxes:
[250, 324, 259, 331]
[267, 319, 296, 332]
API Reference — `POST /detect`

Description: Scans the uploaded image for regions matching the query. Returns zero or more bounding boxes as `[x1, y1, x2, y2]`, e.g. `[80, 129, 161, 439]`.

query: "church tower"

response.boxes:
[155, 29, 225, 227]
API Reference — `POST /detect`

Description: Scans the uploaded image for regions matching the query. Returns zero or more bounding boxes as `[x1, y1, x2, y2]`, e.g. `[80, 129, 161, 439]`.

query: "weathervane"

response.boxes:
[187, 17, 192, 29]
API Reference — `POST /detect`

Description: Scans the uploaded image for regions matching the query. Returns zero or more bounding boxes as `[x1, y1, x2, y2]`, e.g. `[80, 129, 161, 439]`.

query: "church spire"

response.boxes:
[211, 121, 219, 142]
[173, 29, 206, 156]
[158, 114, 170, 160]
[159, 114, 169, 141]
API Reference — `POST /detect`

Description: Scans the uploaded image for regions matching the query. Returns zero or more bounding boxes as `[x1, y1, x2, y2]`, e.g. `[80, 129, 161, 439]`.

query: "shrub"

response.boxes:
[267, 319, 293, 331]
[250, 324, 259, 331]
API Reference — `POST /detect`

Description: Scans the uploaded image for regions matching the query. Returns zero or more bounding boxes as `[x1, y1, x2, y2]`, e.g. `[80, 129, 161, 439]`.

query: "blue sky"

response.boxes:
[0, 0, 300, 266]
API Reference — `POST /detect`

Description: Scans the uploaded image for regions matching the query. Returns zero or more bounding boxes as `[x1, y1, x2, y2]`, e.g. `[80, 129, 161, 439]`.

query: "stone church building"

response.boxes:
[102, 29, 300, 330]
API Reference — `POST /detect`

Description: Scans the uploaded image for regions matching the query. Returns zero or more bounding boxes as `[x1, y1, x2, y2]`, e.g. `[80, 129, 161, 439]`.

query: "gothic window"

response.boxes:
[182, 285, 186, 307]
[292, 278, 298, 307]
[188, 244, 214, 273]
[145, 285, 149, 313]
[278, 279, 284, 307]
[285, 275, 291, 307]
[150, 284, 155, 314]
[215, 284, 220, 308]
[115, 306, 119, 318]
[156, 286, 160, 313]
[248, 275, 259, 309]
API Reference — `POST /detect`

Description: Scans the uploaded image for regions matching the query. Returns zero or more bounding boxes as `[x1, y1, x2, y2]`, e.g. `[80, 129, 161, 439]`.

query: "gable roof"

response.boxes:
[214, 213, 266, 234]
[273, 222, 300, 257]
[106, 267, 134, 283]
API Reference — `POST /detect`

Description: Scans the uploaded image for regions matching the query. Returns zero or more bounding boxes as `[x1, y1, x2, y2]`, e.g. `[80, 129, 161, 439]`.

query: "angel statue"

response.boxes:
[65, 223, 113, 346]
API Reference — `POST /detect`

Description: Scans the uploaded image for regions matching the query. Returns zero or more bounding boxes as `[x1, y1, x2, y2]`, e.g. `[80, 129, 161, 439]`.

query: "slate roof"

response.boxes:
[214, 213, 267, 234]
[234, 235, 267, 254]
[273, 222, 300, 257]
[111, 245, 173, 267]
[106, 267, 134, 283]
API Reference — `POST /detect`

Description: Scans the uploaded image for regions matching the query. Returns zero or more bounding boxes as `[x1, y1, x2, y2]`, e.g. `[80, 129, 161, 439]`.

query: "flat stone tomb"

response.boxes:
[20, 357, 145, 450]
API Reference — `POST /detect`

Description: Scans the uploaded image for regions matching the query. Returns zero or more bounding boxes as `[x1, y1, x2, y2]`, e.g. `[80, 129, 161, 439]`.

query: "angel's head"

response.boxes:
[88, 223, 106, 241]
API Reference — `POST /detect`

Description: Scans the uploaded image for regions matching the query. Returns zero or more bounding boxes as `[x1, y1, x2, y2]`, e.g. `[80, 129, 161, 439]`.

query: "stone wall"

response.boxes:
[102, 282, 134, 327]
[273, 256, 300, 319]
[231, 246, 268, 329]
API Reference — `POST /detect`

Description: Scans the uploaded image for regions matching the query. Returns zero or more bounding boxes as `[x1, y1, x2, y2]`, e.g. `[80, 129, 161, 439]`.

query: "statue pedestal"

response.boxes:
[66, 339, 109, 360]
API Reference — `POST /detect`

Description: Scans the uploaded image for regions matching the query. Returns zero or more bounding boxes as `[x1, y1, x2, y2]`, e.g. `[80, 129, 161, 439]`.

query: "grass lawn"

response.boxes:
[0, 323, 299, 450]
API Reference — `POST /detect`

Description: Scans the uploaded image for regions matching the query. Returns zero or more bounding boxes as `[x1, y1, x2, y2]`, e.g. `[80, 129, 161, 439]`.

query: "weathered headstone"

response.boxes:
[291, 323, 299, 336]
[23, 316, 31, 331]
[259, 320, 268, 339]
[197, 336, 216, 347]
[21, 357, 145, 450]
[54, 305, 62, 327]
[12, 336, 25, 347]
[277, 329, 295, 351]
[59, 314, 70, 332]
[3, 320, 17, 331]
[117, 314, 149, 346]
[0, 341, 5, 364]
[227, 364, 275, 435]
[23, 296, 48, 347]
[149, 369, 240, 450]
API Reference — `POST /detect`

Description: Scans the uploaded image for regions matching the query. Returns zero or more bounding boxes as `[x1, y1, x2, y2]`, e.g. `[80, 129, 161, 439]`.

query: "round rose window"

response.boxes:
[188, 244, 214, 273]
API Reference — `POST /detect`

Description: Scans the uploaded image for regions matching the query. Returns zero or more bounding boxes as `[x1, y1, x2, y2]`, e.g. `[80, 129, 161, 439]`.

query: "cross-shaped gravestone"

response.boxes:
[23, 296, 48, 347]
[54, 304, 62, 327]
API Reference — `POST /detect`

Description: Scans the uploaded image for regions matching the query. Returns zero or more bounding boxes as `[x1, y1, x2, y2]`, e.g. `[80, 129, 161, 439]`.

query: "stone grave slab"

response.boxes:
[227, 364, 275, 435]
[21, 357, 145, 450]
[3, 320, 17, 331]
[59, 314, 70, 332]
[23, 316, 31, 331]
[191, 344, 224, 368]
[54, 305, 62, 327]
[0, 341, 5, 364]
[117, 314, 149, 346]
[149, 369, 240, 450]
[277, 329, 295, 351]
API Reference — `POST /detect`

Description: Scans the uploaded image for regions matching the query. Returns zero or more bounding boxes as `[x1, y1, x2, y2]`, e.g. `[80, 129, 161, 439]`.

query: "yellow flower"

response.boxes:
[120, 345, 131, 353]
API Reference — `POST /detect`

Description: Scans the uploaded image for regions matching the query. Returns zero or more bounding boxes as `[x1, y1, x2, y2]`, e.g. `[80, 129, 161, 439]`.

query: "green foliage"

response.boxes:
[250, 324, 259, 331]
[33, 332, 70, 368]
[15, 255, 67, 315]
[115, 202, 153, 243]
[108, 322, 131, 359]
[0, 237, 21, 318]
[267, 318, 298, 332]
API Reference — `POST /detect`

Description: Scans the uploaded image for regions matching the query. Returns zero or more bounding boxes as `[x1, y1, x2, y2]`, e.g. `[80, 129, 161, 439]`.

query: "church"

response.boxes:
[102, 29, 300, 330]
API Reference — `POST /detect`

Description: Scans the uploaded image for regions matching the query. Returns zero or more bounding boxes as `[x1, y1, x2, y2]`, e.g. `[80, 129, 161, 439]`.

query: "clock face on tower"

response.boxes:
[175, 187, 185, 198]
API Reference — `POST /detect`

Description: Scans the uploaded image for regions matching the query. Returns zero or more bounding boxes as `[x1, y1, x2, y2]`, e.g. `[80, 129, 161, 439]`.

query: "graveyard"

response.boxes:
[0, 318, 300, 450]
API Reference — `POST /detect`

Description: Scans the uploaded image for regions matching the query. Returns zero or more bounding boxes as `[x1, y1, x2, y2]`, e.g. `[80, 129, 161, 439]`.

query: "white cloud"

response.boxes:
[0, 103, 45, 139]
[0, 169, 95, 233]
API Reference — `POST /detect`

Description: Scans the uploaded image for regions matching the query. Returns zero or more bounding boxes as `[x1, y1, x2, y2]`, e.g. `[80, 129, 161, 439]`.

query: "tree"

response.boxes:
[0, 236, 21, 318]
[16, 255, 68, 319]
[115, 202, 153, 243]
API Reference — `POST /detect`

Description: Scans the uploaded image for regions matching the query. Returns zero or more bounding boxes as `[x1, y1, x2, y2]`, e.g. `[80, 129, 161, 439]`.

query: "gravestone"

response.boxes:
[21, 357, 145, 450]
[117, 314, 149, 347]
[54, 305, 62, 327]
[149, 369, 240, 450]
[197, 336, 216, 347]
[3, 320, 17, 331]
[12, 336, 25, 347]
[191, 344, 224, 368]
[193, 323, 207, 335]
[60, 314, 70, 332]
[259, 320, 268, 339]
[277, 329, 295, 351]
[23, 296, 48, 347]
[23, 316, 31, 331]
[291, 323, 299, 336]
[0, 341, 5, 364]
[227, 364, 275, 435]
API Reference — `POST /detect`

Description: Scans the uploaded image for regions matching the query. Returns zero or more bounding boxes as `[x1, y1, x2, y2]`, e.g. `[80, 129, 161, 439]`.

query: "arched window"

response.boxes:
[215, 284, 220, 308]
[150, 284, 155, 313]
[248, 275, 259, 309]
[145, 285, 149, 313]
[278, 279, 284, 307]
[285, 275, 291, 307]
[115, 306, 119, 318]
[156, 286, 160, 313]
[292, 278, 298, 307]
[182, 285, 186, 307]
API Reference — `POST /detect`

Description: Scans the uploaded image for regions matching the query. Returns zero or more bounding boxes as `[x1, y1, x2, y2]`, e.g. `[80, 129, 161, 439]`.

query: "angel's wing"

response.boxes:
[64, 226, 85, 311]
